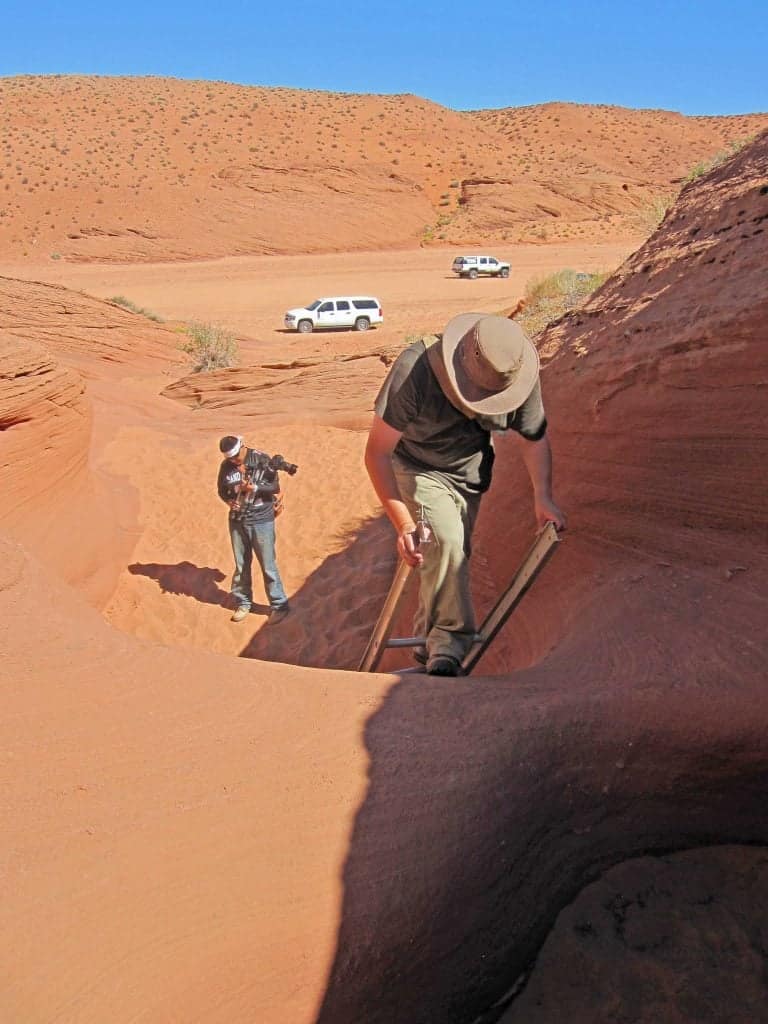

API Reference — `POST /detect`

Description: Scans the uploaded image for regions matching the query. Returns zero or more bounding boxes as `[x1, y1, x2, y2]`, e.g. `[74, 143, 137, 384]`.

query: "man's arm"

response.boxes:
[513, 432, 567, 530]
[364, 415, 423, 567]
[252, 471, 280, 498]
[217, 463, 241, 510]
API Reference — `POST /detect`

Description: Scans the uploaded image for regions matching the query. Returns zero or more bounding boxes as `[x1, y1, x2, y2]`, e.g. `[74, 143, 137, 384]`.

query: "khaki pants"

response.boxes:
[393, 460, 481, 662]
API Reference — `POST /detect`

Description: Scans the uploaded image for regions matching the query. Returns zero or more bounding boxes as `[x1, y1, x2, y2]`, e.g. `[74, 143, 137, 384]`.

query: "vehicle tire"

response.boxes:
[500, 267, 510, 278]
[468, 269, 478, 279]
[297, 319, 313, 334]
[355, 317, 371, 332]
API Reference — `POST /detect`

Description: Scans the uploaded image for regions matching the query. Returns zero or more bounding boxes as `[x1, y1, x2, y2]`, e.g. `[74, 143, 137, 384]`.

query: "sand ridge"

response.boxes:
[1, 81, 768, 1023]
[2, 75, 767, 263]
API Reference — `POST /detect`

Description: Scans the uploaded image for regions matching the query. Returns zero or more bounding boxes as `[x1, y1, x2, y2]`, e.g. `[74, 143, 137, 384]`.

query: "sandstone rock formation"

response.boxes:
[0, 276, 180, 602]
[313, 131, 768, 1022]
[0, 127, 766, 1024]
[2, 76, 767, 262]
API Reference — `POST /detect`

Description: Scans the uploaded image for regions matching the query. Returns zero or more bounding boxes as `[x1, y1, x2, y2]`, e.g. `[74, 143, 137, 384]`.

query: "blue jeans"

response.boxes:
[228, 517, 288, 610]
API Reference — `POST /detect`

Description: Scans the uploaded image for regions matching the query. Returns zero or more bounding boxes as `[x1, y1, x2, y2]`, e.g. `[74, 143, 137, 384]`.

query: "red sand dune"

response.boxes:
[1, 76, 767, 1022]
[1, 75, 767, 262]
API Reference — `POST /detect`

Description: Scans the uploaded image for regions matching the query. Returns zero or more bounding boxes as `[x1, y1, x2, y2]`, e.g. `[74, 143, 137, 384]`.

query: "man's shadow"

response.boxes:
[128, 561, 270, 613]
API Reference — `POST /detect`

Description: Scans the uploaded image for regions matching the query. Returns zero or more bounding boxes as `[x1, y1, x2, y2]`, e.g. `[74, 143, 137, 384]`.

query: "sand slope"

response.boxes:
[0, 121, 767, 1024]
[2, 75, 767, 262]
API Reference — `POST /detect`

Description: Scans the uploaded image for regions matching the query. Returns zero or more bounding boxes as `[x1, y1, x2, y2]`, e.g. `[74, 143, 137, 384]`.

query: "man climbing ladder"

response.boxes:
[364, 312, 566, 677]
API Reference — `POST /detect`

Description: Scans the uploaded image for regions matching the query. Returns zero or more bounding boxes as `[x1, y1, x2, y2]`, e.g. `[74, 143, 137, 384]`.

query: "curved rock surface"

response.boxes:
[0, 277, 179, 602]
[0, 133, 767, 1024]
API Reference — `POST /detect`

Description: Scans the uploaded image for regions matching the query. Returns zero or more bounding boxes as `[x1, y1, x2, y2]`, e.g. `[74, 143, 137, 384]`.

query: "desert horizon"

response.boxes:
[2, 65, 768, 1023]
[2, 74, 767, 265]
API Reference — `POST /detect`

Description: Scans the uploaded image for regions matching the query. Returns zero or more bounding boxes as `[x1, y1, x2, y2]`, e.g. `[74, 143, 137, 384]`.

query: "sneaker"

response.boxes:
[426, 654, 462, 677]
[231, 605, 250, 623]
[267, 603, 291, 625]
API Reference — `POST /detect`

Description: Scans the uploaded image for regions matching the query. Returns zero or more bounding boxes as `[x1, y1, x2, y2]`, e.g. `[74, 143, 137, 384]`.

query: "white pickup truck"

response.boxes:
[451, 255, 510, 279]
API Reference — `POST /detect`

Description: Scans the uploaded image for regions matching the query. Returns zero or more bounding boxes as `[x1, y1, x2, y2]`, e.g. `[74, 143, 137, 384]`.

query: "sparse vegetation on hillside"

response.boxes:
[1, 77, 765, 260]
[514, 269, 609, 338]
[631, 192, 677, 236]
[180, 322, 239, 373]
[684, 136, 755, 182]
[628, 135, 756, 240]
[108, 295, 164, 322]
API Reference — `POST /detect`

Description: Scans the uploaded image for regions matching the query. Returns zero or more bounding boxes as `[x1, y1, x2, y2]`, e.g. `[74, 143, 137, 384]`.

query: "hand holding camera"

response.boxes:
[261, 453, 299, 476]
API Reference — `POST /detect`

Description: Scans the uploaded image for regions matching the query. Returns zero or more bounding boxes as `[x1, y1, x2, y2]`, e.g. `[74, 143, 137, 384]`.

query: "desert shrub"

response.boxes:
[180, 322, 239, 373]
[515, 269, 609, 338]
[630, 192, 676, 235]
[108, 295, 164, 322]
[685, 136, 755, 183]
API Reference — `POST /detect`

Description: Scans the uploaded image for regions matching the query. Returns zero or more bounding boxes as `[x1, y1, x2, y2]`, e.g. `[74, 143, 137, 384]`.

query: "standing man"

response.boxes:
[364, 313, 565, 676]
[217, 435, 291, 624]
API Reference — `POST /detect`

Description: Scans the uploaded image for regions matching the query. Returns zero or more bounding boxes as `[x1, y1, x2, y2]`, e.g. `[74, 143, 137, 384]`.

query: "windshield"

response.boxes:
[306, 300, 322, 310]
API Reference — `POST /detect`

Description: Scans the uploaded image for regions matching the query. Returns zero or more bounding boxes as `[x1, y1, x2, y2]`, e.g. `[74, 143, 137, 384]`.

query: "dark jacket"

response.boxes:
[217, 448, 280, 524]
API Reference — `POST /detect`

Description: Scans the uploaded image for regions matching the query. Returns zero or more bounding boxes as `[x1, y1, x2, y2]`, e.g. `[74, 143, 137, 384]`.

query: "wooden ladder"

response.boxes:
[358, 521, 561, 675]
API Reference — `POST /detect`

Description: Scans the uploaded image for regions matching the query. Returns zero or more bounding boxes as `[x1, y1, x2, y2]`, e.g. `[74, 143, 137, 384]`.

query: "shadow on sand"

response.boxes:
[128, 560, 235, 608]
[312, 572, 768, 1023]
[238, 513, 400, 670]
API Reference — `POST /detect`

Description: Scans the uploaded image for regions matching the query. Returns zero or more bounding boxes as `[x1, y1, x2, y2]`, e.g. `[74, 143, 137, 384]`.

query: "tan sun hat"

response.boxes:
[439, 312, 540, 415]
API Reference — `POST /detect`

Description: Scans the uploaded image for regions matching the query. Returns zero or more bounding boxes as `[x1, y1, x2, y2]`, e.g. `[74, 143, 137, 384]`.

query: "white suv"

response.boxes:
[284, 296, 383, 333]
[452, 255, 510, 279]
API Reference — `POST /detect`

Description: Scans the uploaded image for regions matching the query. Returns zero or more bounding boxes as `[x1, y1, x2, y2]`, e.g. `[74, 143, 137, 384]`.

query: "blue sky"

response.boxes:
[2, 0, 766, 115]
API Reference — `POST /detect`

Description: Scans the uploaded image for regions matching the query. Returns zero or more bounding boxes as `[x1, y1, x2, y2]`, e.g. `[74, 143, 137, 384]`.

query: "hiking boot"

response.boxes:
[231, 605, 250, 623]
[426, 654, 462, 677]
[267, 603, 291, 625]
[413, 645, 428, 667]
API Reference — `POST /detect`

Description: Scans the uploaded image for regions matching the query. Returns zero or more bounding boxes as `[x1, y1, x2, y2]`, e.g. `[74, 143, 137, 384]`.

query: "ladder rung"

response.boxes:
[386, 632, 484, 650]
[359, 523, 559, 674]
[385, 636, 426, 649]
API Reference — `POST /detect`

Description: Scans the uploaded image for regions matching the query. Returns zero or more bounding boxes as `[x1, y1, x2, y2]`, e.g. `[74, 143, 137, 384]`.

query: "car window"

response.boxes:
[307, 300, 321, 310]
[336, 301, 351, 311]
[489, 258, 497, 265]
[352, 299, 377, 309]
[319, 302, 334, 312]
[480, 258, 487, 265]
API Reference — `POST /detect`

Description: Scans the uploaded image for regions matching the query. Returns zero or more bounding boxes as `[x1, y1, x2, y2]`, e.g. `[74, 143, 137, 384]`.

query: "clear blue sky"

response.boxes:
[2, 0, 766, 116]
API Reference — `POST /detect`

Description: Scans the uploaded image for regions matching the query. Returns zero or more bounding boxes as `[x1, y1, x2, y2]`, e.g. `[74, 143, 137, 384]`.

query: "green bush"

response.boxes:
[180, 322, 239, 373]
[684, 136, 755, 183]
[108, 295, 164, 322]
[629, 192, 676, 236]
[516, 269, 609, 338]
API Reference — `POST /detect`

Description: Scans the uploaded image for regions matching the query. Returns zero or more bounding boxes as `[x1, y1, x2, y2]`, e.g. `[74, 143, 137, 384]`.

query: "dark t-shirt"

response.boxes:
[374, 339, 547, 494]
[217, 448, 280, 524]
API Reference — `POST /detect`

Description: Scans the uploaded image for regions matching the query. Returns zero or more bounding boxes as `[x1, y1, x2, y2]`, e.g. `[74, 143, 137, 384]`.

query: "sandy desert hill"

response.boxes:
[1, 74, 767, 262]
[0, 102, 767, 1023]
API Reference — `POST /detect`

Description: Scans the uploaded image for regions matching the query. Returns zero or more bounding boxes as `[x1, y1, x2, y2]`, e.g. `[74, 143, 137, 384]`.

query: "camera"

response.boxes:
[269, 454, 298, 476]
[258, 453, 298, 476]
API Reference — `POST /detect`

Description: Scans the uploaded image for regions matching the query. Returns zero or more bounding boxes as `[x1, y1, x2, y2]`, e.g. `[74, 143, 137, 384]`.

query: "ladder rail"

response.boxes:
[357, 558, 414, 672]
[359, 521, 560, 675]
[461, 521, 560, 675]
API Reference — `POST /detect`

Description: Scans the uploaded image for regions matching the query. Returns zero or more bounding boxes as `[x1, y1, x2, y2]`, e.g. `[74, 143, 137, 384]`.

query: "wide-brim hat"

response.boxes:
[440, 312, 540, 415]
